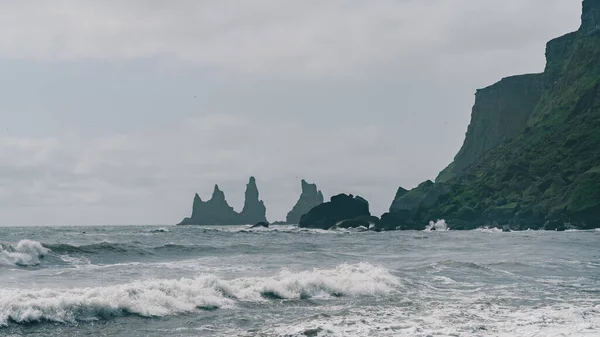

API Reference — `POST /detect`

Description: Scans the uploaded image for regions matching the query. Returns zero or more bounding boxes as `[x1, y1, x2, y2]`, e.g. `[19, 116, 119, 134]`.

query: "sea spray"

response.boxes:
[425, 220, 449, 231]
[0, 240, 49, 266]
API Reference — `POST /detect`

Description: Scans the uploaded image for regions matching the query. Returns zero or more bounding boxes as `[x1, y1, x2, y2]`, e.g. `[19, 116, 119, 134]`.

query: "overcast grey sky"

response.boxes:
[0, 0, 581, 225]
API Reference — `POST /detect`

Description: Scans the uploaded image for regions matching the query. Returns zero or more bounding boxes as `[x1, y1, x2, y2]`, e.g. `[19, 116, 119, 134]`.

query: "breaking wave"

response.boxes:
[0, 240, 49, 266]
[0, 263, 399, 326]
[425, 219, 449, 231]
[475, 226, 504, 233]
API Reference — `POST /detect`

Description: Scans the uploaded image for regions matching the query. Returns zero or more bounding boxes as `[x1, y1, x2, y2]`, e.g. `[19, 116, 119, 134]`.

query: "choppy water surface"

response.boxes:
[1, 225, 599, 336]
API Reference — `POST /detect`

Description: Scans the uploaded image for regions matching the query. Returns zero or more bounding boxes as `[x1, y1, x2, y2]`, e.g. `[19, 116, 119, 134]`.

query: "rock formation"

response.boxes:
[285, 180, 324, 224]
[177, 177, 267, 225]
[384, 0, 600, 231]
[299, 194, 373, 230]
[240, 177, 267, 224]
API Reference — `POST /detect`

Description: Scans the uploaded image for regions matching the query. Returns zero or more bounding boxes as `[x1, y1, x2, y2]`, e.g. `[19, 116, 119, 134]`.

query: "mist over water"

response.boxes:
[1, 225, 599, 336]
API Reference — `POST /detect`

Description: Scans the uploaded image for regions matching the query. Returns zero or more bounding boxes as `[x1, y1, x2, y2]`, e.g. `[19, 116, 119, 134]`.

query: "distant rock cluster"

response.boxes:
[178, 177, 267, 226]
[178, 178, 325, 226]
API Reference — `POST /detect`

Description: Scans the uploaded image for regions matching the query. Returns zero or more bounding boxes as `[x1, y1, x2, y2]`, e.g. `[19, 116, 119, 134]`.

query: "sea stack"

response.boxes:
[285, 180, 324, 224]
[177, 177, 268, 225]
[240, 177, 267, 224]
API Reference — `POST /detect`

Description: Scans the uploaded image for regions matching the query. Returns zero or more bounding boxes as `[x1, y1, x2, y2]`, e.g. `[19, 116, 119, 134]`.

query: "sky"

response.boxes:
[0, 0, 582, 225]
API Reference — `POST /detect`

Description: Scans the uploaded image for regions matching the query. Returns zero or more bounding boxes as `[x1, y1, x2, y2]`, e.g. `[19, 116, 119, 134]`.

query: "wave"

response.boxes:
[0, 240, 49, 266]
[0, 263, 399, 326]
[44, 242, 223, 256]
[475, 226, 504, 233]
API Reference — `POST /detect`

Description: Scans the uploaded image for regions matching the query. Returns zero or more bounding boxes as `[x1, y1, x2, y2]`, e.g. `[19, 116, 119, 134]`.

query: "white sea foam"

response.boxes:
[0, 262, 399, 326]
[0, 240, 49, 266]
[475, 226, 504, 233]
[264, 298, 600, 337]
[425, 219, 449, 231]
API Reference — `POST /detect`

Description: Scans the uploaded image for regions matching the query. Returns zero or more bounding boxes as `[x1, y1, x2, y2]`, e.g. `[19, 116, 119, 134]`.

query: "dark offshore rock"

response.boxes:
[240, 177, 267, 224]
[177, 177, 268, 226]
[387, 1, 600, 230]
[286, 180, 324, 224]
[251, 222, 269, 229]
[178, 185, 240, 225]
[299, 194, 371, 230]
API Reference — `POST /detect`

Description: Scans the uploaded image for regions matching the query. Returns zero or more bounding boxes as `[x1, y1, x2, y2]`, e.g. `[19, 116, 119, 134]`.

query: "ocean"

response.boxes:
[0, 225, 599, 336]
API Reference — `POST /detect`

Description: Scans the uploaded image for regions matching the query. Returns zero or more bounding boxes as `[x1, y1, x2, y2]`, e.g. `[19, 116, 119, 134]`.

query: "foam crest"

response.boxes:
[475, 226, 503, 233]
[0, 240, 49, 266]
[0, 263, 399, 326]
[425, 219, 449, 231]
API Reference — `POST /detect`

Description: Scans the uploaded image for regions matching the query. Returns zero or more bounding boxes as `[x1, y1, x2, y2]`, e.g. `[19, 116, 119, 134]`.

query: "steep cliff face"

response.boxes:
[178, 177, 268, 225]
[386, 0, 600, 230]
[437, 74, 545, 182]
[582, 0, 600, 35]
[285, 180, 324, 224]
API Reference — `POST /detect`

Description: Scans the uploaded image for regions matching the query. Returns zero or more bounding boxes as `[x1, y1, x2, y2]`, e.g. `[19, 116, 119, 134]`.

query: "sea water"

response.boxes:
[1, 225, 599, 336]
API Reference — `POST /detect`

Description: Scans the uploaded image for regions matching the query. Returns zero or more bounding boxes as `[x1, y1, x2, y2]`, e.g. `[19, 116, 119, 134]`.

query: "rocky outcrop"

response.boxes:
[177, 177, 268, 226]
[240, 177, 267, 224]
[299, 194, 373, 230]
[251, 222, 269, 229]
[285, 180, 324, 224]
[389, 0, 600, 231]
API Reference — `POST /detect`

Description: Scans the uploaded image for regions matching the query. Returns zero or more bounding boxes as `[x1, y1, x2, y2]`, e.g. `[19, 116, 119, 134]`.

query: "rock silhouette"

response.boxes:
[285, 180, 324, 224]
[178, 177, 267, 225]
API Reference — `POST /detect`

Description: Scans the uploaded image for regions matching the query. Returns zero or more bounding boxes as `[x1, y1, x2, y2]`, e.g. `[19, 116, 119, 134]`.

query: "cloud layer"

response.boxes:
[0, 0, 579, 76]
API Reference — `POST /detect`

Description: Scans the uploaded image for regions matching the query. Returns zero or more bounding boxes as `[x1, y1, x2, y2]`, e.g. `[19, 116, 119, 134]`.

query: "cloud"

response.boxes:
[0, 114, 448, 225]
[0, 0, 580, 76]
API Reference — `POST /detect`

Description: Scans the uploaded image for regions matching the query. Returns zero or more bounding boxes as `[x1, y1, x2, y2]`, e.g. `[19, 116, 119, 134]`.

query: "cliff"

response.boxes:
[285, 180, 324, 224]
[178, 177, 268, 225]
[384, 0, 600, 230]
[436, 74, 545, 182]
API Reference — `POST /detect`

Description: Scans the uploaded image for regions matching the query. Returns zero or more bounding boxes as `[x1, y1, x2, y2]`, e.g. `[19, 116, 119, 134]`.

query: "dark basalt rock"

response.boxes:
[286, 180, 324, 224]
[299, 194, 371, 230]
[178, 185, 240, 225]
[240, 177, 267, 224]
[251, 221, 269, 229]
[177, 177, 268, 226]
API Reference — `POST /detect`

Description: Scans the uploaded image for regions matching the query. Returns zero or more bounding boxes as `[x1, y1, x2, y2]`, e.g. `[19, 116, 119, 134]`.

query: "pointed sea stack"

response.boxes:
[285, 180, 324, 224]
[239, 177, 267, 224]
[178, 177, 269, 225]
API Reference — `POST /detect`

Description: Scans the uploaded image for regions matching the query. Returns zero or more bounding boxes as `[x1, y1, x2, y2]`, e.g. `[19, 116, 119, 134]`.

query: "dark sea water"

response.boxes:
[1, 224, 599, 336]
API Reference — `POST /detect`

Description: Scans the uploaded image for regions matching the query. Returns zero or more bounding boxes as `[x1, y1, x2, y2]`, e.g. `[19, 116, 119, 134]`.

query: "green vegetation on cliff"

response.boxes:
[383, 0, 600, 230]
